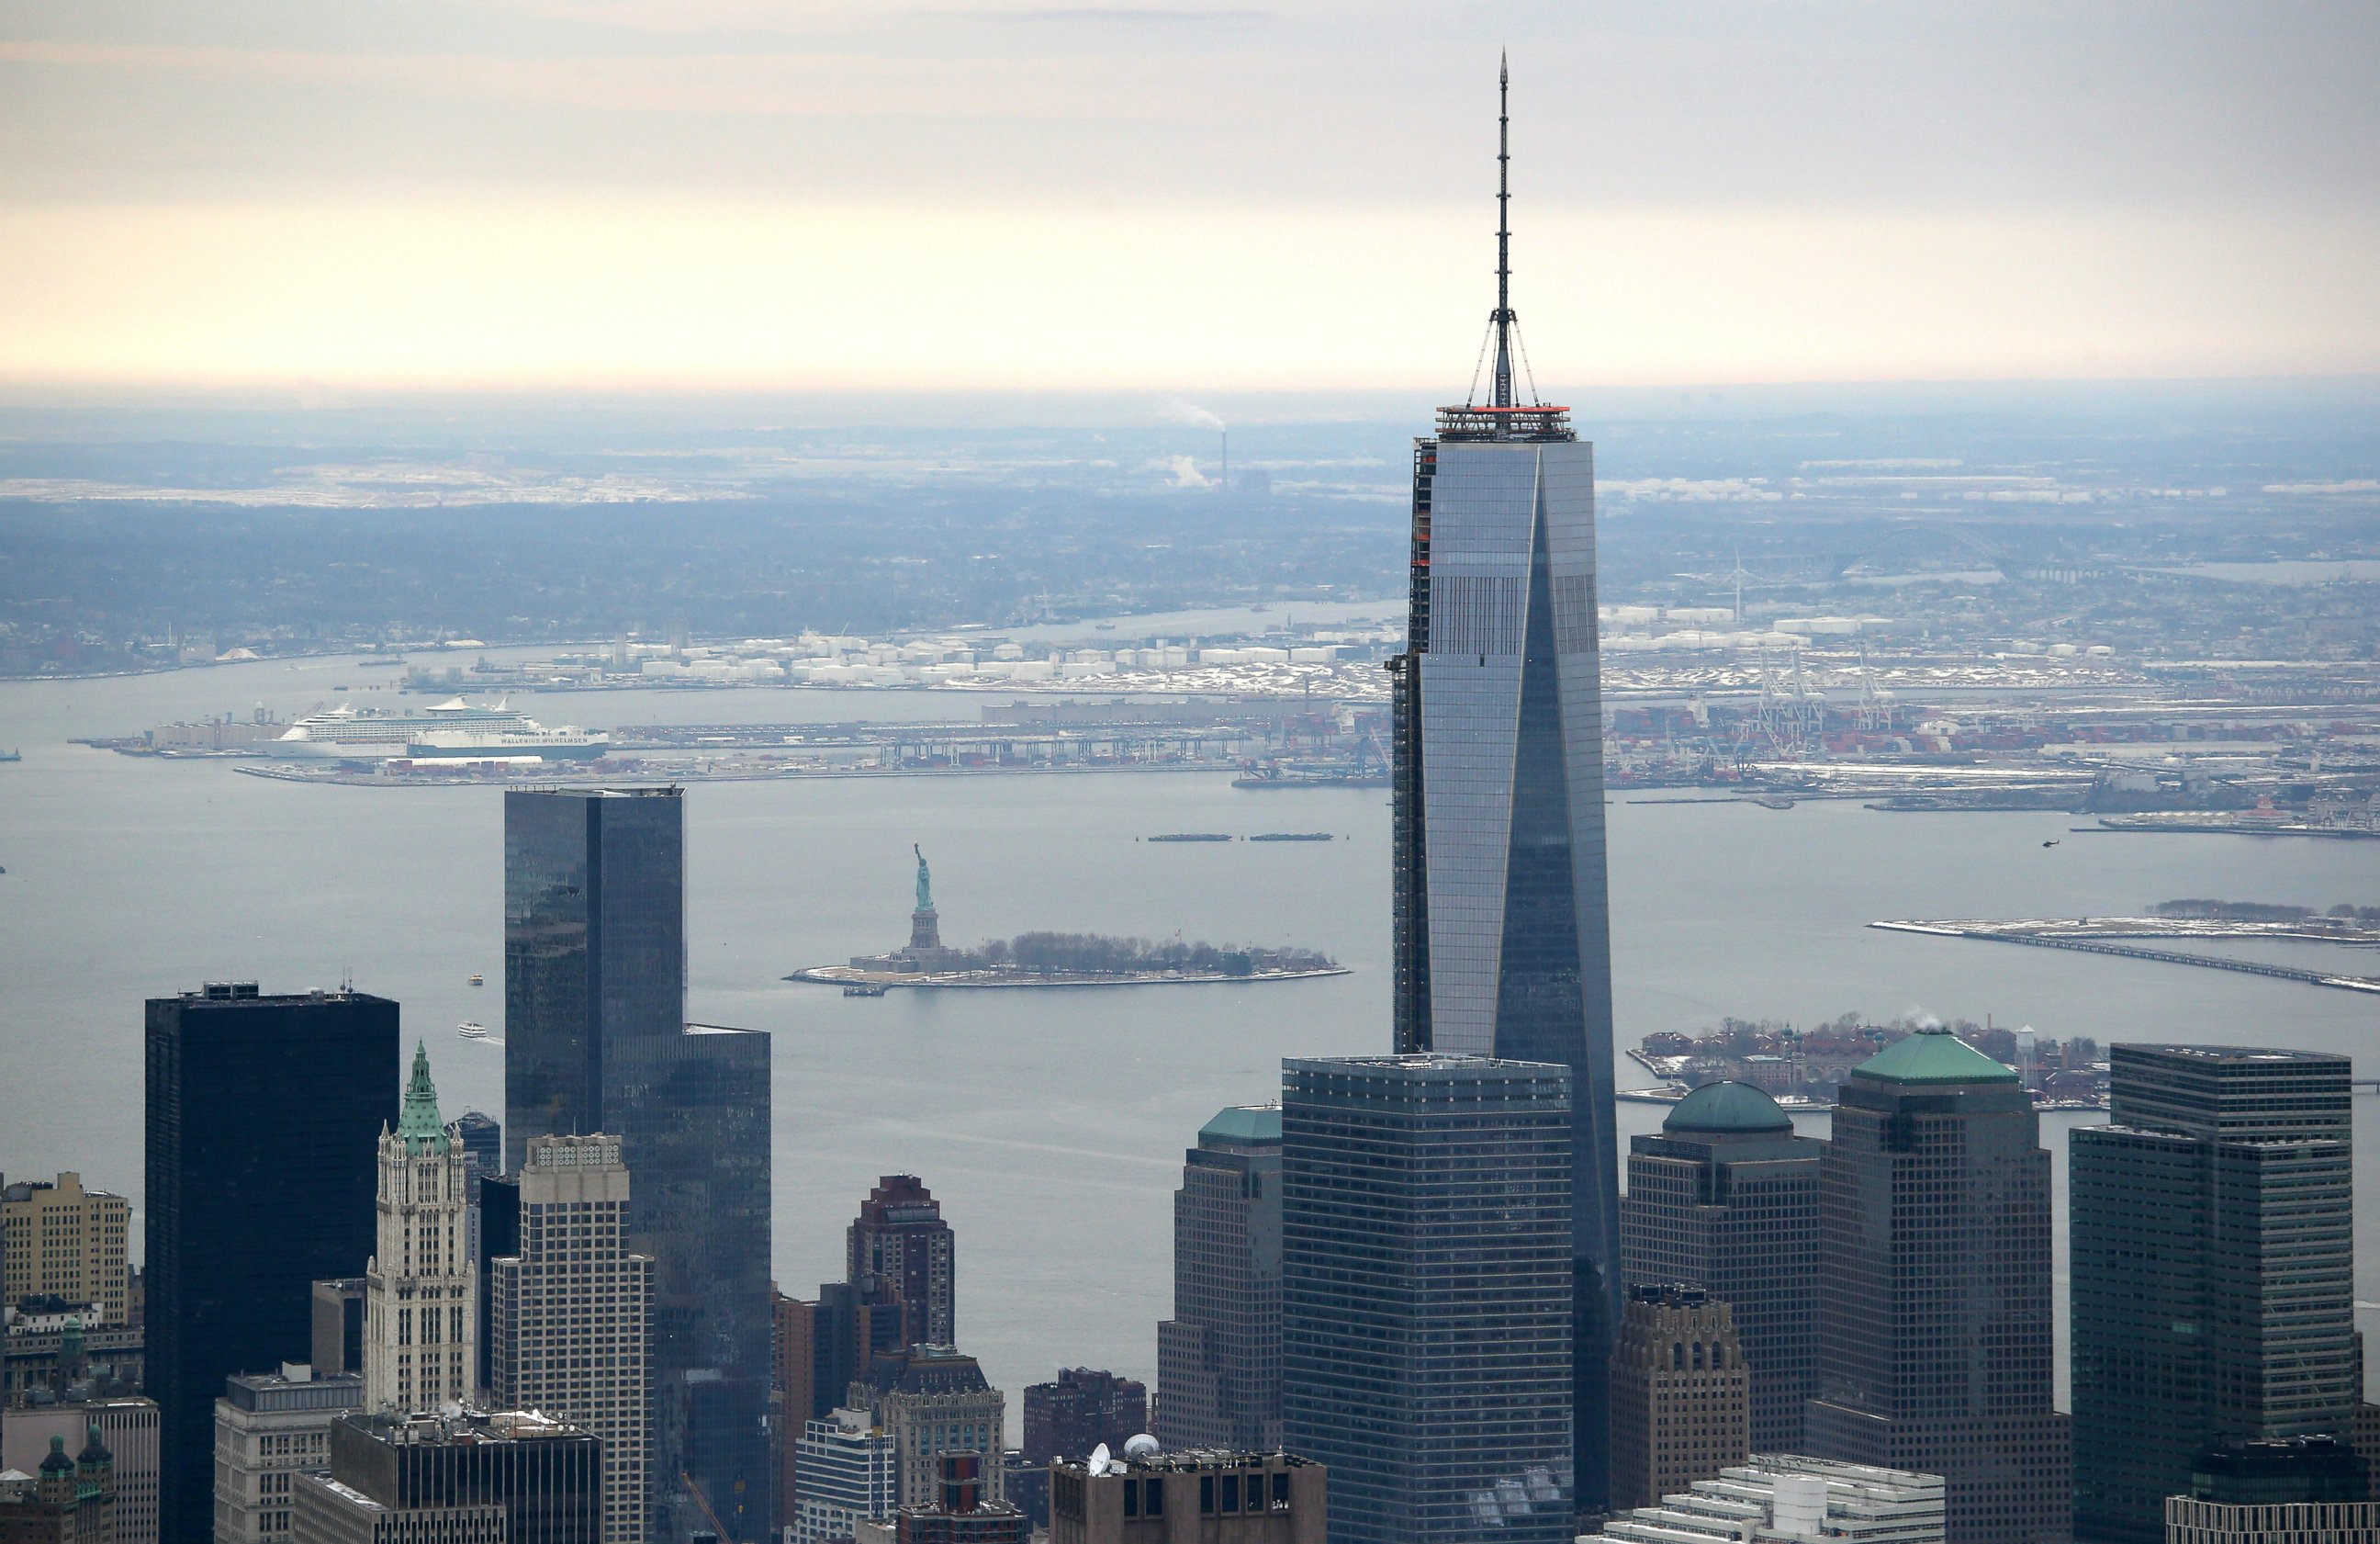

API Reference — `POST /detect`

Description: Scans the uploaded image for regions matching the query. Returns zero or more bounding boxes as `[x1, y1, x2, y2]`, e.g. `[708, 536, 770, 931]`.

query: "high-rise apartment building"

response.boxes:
[144, 983, 397, 1544]
[1154, 1105, 1281, 1454]
[2071, 1046, 2359, 1544]
[1805, 1031, 2069, 1544]
[4, 1398, 157, 1544]
[364, 1045, 476, 1415]
[490, 1133, 655, 1544]
[211, 1364, 361, 1544]
[792, 1410, 899, 1544]
[1023, 1369, 1148, 1469]
[2, 1174, 130, 1325]
[1049, 1449, 1323, 1544]
[1620, 1082, 1821, 1452]
[292, 1410, 601, 1544]
[1383, 68, 1620, 1505]
[848, 1178, 956, 1350]
[1609, 1286, 1750, 1510]
[504, 787, 771, 1542]
[852, 1347, 1006, 1511]
[1280, 1054, 1574, 1544]
[473, 1177, 521, 1398]
[1582, 1456, 1948, 1544]
[773, 1290, 818, 1535]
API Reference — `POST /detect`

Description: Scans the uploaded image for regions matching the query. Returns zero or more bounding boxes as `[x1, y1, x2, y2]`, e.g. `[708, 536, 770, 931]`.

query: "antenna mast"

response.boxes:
[1492, 52, 1515, 410]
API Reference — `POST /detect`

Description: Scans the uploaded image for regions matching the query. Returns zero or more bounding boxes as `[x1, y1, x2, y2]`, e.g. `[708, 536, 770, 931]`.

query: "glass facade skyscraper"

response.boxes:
[1805, 1031, 2069, 1544]
[2071, 1045, 2358, 1544]
[1280, 1054, 1574, 1544]
[504, 788, 772, 1544]
[1155, 1104, 1283, 1454]
[1386, 69, 1621, 1509]
[144, 983, 398, 1544]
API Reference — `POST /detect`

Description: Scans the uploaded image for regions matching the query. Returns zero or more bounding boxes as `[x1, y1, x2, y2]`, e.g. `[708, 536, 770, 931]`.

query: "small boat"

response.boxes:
[466, 974, 485, 986]
[456, 1020, 490, 1039]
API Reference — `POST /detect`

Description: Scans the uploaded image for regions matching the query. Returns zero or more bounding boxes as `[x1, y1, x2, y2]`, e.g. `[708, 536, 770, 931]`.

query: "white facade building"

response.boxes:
[490, 1134, 653, 1544]
[791, 1410, 899, 1544]
[364, 1045, 476, 1414]
[1585, 1455, 1947, 1544]
[211, 1364, 363, 1544]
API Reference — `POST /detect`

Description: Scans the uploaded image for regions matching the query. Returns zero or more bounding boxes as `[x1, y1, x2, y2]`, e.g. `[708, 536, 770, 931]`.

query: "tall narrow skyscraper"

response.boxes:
[1155, 1104, 1283, 1454]
[2071, 1045, 2358, 1544]
[505, 788, 772, 1543]
[847, 1176, 957, 1349]
[1280, 1054, 1574, 1544]
[364, 1043, 476, 1415]
[492, 1133, 655, 1544]
[144, 982, 397, 1544]
[1619, 1082, 1821, 1453]
[1805, 1031, 2069, 1544]
[1385, 62, 1620, 1505]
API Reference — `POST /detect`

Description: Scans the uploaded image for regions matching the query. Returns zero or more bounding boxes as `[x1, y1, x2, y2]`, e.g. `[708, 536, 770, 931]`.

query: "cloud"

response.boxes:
[1160, 398, 1226, 432]
[1151, 454, 1212, 487]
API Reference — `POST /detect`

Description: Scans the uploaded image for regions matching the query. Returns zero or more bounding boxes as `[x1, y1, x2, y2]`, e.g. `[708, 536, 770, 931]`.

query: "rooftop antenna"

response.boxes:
[1492, 51, 1514, 411]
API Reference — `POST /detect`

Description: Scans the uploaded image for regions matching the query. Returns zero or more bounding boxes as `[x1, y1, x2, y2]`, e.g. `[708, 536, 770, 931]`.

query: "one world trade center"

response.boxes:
[1386, 58, 1622, 1515]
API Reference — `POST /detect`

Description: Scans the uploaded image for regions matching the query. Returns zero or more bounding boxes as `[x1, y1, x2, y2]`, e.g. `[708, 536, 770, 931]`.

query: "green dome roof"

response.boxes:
[1663, 1081, 1793, 1135]
[1855, 1029, 2018, 1086]
[1199, 1104, 1282, 1145]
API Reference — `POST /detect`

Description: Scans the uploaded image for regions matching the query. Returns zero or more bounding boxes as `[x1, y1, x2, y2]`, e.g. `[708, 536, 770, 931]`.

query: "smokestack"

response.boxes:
[1219, 427, 1229, 495]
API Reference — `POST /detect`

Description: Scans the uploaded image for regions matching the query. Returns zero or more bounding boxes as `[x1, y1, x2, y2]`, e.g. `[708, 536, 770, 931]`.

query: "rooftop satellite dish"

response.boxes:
[1087, 1443, 1111, 1477]
[1124, 1434, 1161, 1459]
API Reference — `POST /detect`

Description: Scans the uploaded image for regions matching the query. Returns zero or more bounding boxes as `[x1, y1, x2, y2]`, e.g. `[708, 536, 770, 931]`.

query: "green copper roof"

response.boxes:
[1855, 1029, 2018, 1086]
[1664, 1080, 1793, 1135]
[1200, 1104, 1282, 1145]
[397, 1041, 452, 1155]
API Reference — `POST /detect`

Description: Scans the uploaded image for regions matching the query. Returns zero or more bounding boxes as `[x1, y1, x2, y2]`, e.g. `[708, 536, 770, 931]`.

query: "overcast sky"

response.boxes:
[2, 0, 2374, 389]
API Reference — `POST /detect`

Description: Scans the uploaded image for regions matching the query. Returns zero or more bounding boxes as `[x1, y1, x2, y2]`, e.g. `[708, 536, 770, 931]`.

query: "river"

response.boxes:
[1, 653, 2373, 1418]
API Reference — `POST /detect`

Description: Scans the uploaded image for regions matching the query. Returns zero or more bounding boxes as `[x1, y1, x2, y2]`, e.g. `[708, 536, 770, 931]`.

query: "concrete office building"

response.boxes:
[1583, 1456, 1947, 1544]
[490, 1134, 654, 1544]
[1023, 1370, 1147, 1469]
[1620, 1083, 1820, 1452]
[1383, 70, 1621, 1506]
[212, 1365, 361, 1544]
[847, 1178, 956, 1351]
[851, 1348, 1005, 1511]
[772, 1290, 817, 1534]
[791, 1410, 899, 1544]
[1154, 1106, 1281, 1454]
[3, 1400, 155, 1544]
[1805, 1031, 2068, 1544]
[1610, 1287, 1750, 1510]
[364, 1046, 476, 1416]
[2072, 1046, 2359, 1544]
[144, 983, 397, 1544]
[292, 1410, 599, 1544]
[308, 1284, 366, 1381]
[505, 787, 771, 1542]
[1, 1176, 130, 1326]
[1049, 1449, 1322, 1544]
[1281, 1054, 1574, 1544]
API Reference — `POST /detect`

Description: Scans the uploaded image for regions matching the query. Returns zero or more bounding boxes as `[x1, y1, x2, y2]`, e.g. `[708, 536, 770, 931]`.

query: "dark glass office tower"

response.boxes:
[1281, 1054, 1574, 1544]
[143, 982, 397, 1544]
[1805, 1031, 2069, 1544]
[505, 788, 773, 1544]
[1619, 1081, 1820, 1453]
[1155, 1104, 1283, 1453]
[2071, 1045, 2358, 1544]
[1384, 65, 1619, 1506]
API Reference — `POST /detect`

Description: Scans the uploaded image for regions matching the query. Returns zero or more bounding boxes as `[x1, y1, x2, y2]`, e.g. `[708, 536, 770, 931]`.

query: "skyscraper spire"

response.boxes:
[396, 1039, 449, 1155]
[1492, 51, 1515, 410]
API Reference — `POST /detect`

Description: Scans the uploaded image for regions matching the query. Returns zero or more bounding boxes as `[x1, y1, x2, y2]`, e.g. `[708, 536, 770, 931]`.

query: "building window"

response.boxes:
[1222, 1475, 1241, 1513]
[1272, 1473, 1289, 1510]
[1200, 1477, 1215, 1516]
[1124, 1483, 1138, 1518]
[1146, 1481, 1165, 1517]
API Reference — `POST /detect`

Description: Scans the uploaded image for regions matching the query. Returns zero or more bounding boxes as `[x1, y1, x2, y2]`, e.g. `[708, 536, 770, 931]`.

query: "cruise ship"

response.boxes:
[272, 699, 608, 761]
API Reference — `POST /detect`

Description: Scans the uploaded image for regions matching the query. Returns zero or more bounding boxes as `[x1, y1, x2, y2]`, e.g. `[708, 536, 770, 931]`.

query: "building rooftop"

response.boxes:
[1853, 1030, 2016, 1087]
[1199, 1105, 1282, 1145]
[1663, 1081, 1793, 1136]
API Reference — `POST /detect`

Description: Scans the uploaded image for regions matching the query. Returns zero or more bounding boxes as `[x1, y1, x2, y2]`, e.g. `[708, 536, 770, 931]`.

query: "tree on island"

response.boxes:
[950, 931, 1335, 977]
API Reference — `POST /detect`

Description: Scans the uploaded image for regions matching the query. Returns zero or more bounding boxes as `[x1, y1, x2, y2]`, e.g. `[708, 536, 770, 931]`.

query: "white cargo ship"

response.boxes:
[272, 698, 608, 761]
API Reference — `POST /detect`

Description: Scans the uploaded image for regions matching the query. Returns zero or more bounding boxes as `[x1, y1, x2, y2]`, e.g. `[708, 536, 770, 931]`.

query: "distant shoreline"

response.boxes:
[784, 964, 1350, 990]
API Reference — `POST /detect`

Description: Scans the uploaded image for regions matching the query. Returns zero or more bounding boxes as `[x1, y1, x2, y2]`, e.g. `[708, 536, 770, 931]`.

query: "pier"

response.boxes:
[1870, 919, 2380, 997]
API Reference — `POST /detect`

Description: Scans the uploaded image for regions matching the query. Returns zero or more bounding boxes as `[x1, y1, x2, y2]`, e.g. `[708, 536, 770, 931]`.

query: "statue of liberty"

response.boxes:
[914, 844, 934, 913]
